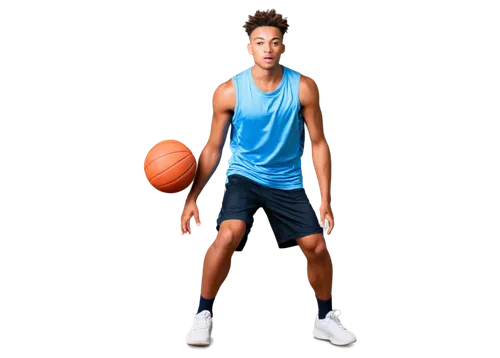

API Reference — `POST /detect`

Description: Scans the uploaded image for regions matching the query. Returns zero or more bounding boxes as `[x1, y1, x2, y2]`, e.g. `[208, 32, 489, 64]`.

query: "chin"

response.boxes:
[259, 61, 281, 70]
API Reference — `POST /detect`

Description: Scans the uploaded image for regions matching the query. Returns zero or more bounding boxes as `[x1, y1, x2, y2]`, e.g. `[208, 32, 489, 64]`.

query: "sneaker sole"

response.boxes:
[312, 335, 358, 348]
[311, 329, 359, 348]
[187, 342, 210, 346]
[184, 337, 214, 347]
[313, 328, 356, 346]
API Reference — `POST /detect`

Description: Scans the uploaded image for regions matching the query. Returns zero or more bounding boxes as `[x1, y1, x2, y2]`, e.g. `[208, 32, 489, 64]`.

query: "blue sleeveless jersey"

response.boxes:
[225, 65, 305, 190]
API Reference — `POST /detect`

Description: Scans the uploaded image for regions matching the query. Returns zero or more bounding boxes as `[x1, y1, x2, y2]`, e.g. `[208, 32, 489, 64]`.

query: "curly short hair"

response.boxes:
[243, 9, 289, 38]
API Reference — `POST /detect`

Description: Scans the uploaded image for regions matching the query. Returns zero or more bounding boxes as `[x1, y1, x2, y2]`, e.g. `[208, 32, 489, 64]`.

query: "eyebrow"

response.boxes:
[253, 37, 281, 41]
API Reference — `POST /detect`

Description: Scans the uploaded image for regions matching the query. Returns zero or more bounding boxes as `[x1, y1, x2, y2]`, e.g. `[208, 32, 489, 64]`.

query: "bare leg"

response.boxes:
[200, 220, 247, 299]
[296, 233, 333, 300]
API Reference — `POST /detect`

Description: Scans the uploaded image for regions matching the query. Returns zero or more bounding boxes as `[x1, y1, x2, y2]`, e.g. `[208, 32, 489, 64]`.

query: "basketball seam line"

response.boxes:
[158, 160, 196, 187]
[148, 153, 192, 181]
[144, 150, 190, 171]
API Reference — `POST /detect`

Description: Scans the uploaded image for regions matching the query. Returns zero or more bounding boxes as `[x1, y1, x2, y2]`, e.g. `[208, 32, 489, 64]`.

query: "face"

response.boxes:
[247, 26, 285, 69]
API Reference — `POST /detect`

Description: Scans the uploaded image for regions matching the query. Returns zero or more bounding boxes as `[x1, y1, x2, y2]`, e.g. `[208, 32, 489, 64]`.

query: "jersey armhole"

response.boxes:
[231, 77, 239, 121]
[296, 73, 303, 115]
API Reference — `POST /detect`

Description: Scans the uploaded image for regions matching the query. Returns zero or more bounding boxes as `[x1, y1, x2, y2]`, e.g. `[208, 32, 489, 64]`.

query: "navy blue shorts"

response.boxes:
[216, 174, 324, 251]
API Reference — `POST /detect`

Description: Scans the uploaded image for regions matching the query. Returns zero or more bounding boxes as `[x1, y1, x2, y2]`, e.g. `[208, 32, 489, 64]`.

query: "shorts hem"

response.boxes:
[277, 228, 324, 248]
[216, 215, 251, 228]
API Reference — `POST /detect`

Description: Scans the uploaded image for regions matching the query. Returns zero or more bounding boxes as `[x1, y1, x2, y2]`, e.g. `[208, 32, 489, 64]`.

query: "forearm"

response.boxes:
[311, 140, 332, 203]
[186, 146, 222, 202]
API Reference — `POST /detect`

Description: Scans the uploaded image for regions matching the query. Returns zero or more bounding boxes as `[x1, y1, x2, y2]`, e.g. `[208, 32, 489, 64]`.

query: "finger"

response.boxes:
[194, 215, 203, 229]
[320, 215, 325, 227]
[187, 217, 195, 234]
[195, 210, 201, 226]
[182, 216, 189, 235]
[184, 218, 191, 236]
[326, 215, 333, 235]
[186, 218, 194, 235]
[180, 217, 186, 237]
[187, 219, 191, 235]
[195, 204, 203, 229]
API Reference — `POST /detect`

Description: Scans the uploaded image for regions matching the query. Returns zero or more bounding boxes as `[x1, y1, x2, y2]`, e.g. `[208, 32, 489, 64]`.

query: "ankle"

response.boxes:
[316, 295, 332, 319]
[197, 295, 215, 317]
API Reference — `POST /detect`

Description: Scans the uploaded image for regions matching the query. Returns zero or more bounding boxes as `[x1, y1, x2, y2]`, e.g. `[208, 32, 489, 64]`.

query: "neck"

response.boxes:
[252, 64, 283, 84]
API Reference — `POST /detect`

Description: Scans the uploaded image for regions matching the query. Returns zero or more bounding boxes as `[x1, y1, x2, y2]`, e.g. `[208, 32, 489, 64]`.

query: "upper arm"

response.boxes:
[206, 79, 235, 153]
[299, 75, 326, 145]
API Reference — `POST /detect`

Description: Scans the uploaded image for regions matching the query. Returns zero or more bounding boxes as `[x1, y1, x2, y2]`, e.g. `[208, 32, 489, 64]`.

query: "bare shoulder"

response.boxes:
[299, 74, 320, 107]
[213, 78, 236, 113]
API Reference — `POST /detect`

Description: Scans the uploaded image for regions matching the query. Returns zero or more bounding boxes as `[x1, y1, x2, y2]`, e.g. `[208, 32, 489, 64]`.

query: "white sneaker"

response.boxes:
[313, 309, 357, 345]
[186, 310, 213, 346]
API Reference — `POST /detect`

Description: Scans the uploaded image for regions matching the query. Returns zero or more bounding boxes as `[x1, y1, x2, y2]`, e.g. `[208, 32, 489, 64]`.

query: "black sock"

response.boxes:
[197, 295, 215, 317]
[316, 296, 332, 319]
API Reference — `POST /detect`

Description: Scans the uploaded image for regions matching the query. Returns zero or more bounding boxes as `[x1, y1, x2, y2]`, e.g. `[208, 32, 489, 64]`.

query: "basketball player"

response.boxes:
[180, 9, 356, 347]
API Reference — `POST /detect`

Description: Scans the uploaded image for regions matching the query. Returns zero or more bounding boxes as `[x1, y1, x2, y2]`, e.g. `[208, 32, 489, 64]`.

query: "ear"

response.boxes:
[245, 40, 252, 57]
[282, 44, 285, 54]
[281, 42, 288, 58]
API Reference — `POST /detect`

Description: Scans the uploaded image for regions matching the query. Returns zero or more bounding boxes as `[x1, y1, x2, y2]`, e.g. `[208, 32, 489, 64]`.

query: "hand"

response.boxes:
[319, 202, 334, 235]
[181, 199, 201, 235]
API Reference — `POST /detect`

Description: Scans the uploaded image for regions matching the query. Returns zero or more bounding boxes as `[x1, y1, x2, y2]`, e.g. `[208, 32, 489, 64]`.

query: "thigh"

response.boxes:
[216, 175, 260, 227]
[262, 187, 323, 249]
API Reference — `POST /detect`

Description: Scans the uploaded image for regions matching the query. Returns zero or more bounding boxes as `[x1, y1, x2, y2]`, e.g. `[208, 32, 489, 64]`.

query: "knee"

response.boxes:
[299, 238, 331, 262]
[311, 242, 330, 261]
[215, 229, 237, 249]
[214, 223, 245, 251]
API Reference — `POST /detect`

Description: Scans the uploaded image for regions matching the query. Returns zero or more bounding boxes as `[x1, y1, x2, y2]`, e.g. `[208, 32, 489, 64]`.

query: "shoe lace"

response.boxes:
[325, 309, 345, 329]
[192, 312, 211, 331]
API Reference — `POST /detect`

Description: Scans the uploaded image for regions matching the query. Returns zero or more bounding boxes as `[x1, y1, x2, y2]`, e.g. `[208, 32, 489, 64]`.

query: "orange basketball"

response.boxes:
[144, 140, 197, 193]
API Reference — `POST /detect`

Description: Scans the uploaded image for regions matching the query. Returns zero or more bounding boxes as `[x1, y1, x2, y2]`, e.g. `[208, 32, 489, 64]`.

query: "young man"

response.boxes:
[180, 9, 356, 347]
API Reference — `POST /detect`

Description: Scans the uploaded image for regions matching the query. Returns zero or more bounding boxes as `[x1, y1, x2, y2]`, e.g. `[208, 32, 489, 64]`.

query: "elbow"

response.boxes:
[311, 140, 330, 163]
[204, 144, 223, 158]
[311, 137, 328, 148]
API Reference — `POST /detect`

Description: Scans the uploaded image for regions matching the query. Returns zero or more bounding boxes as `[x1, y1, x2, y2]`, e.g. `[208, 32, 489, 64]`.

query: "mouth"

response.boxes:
[263, 57, 274, 62]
